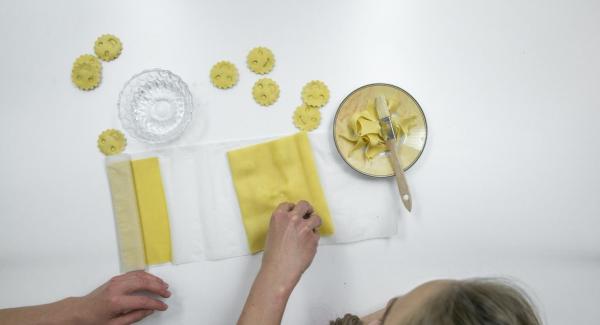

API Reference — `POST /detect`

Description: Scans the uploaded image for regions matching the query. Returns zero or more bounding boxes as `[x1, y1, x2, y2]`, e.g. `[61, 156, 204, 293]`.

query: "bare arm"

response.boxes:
[238, 200, 322, 325]
[0, 271, 171, 325]
[0, 298, 82, 325]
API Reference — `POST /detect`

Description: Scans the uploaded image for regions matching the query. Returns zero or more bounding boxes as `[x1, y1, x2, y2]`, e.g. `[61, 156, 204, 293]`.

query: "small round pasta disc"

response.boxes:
[252, 78, 280, 106]
[301, 80, 330, 108]
[210, 61, 239, 89]
[71, 54, 102, 91]
[293, 104, 321, 131]
[97, 129, 127, 155]
[246, 47, 275, 74]
[94, 34, 123, 61]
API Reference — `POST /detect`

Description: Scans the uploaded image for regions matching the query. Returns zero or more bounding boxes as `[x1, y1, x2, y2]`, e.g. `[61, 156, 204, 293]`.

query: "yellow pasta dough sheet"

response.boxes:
[227, 132, 335, 253]
[131, 157, 172, 265]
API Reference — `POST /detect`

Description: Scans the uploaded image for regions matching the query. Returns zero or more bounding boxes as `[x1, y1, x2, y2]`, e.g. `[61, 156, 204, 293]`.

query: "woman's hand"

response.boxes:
[0, 270, 170, 325]
[76, 270, 171, 325]
[238, 200, 322, 325]
[261, 200, 322, 289]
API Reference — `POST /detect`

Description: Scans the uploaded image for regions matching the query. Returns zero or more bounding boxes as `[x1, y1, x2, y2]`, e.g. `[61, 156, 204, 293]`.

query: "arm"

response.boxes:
[0, 298, 82, 325]
[238, 200, 322, 325]
[0, 271, 171, 325]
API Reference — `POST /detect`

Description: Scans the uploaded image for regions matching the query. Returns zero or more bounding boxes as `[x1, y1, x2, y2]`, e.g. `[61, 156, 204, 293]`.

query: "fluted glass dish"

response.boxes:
[118, 69, 193, 144]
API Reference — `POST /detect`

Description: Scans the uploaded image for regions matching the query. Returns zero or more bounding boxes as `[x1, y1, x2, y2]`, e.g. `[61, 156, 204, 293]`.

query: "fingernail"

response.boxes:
[145, 310, 154, 316]
[165, 289, 172, 297]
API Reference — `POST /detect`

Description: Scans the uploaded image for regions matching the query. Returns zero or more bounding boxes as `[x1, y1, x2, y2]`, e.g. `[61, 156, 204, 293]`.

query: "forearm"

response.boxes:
[238, 266, 300, 325]
[0, 297, 82, 325]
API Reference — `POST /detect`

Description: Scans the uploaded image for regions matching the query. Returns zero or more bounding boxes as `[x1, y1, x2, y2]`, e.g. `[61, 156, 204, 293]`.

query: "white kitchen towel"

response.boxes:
[159, 150, 204, 264]
[151, 132, 403, 261]
[315, 132, 403, 245]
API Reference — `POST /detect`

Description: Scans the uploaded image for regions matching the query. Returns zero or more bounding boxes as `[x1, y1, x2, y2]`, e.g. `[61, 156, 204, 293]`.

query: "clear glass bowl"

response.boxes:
[118, 69, 193, 144]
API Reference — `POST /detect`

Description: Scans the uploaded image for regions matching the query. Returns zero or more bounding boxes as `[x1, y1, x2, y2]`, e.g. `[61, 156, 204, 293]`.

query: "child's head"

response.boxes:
[369, 278, 541, 325]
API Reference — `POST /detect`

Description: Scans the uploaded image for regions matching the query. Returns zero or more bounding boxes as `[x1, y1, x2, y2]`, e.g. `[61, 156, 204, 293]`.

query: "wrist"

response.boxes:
[257, 265, 300, 298]
[55, 297, 87, 325]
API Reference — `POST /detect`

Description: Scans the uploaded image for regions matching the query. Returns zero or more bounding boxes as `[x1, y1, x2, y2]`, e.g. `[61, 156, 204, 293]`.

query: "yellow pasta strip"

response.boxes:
[131, 158, 172, 264]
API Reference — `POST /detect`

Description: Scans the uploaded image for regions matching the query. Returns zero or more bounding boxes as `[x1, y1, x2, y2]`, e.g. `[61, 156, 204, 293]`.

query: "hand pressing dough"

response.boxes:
[227, 132, 335, 253]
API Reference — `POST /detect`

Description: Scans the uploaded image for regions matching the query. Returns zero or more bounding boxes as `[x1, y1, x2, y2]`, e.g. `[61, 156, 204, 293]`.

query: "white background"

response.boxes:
[1, 0, 599, 324]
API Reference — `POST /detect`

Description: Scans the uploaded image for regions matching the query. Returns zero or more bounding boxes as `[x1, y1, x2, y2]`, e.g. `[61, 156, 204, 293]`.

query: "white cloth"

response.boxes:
[159, 150, 204, 264]
[143, 132, 402, 262]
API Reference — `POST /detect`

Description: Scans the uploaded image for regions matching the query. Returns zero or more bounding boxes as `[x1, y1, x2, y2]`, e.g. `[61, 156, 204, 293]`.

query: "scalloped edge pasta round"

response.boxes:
[210, 61, 239, 89]
[71, 54, 102, 91]
[301, 80, 329, 108]
[97, 129, 127, 156]
[252, 78, 280, 106]
[246, 47, 275, 74]
[293, 104, 321, 131]
[94, 34, 123, 62]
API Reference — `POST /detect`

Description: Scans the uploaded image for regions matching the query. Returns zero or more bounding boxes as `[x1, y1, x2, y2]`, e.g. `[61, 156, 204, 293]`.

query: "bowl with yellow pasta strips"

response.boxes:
[333, 83, 427, 177]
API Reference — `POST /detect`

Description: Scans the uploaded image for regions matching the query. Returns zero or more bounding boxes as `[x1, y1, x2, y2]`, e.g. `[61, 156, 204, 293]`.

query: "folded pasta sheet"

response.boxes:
[227, 132, 335, 253]
[105, 155, 146, 272]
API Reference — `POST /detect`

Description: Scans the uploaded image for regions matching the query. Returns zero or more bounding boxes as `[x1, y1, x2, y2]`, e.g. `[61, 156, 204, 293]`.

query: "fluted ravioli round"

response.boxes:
[246, 47, 275, 74]
[71, 54, 102, 90]
[94, 34, 122, 61]
[252, 78, 280, 106]
[118, 69, 193, 144]
[301, 80, 329, 108]
[210, 61, 239, 89]
[97, 129, 127, 155]
[293, 104, 321, 131]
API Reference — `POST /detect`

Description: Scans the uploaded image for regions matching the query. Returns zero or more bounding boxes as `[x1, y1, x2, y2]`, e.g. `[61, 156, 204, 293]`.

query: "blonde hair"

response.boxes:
[402, 278, 542, 325]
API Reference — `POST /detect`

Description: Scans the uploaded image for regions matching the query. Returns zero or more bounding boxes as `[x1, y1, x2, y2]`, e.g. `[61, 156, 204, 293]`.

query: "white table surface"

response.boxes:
[1, 0, 599, 324]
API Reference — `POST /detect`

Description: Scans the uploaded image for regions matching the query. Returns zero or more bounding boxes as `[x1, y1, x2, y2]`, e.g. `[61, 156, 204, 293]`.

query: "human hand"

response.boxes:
[261, 200, 322, 288]
[237, 201, 321, 325]
[75, 270, 171, 325]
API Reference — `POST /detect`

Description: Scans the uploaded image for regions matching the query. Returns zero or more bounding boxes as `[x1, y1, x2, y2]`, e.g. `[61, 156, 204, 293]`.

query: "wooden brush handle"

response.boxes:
[387, 140, 413, 212]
